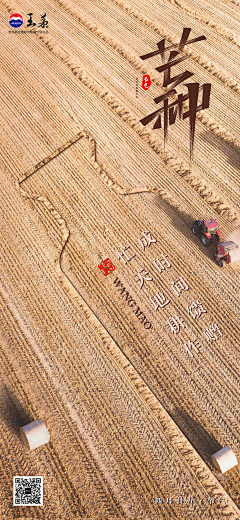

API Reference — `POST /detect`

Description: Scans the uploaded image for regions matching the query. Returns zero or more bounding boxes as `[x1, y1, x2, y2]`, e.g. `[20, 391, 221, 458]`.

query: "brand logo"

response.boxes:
[9, 13, 23, 28]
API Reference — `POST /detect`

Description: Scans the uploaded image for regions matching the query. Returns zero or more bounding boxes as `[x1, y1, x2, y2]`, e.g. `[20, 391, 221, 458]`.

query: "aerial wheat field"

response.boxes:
[0, 0, 240, 518]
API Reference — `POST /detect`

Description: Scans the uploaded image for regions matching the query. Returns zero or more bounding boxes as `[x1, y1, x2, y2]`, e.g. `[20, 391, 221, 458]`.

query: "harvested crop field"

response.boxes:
[0, 0, 240, 518]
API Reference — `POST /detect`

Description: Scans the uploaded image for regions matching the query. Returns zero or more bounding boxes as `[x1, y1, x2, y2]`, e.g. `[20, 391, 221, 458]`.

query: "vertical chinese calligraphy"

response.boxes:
[139, 28, 211, 160]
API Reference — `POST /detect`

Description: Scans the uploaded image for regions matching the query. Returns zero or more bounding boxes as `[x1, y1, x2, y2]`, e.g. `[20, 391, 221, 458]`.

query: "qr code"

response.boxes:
[13, 476, 43, 506]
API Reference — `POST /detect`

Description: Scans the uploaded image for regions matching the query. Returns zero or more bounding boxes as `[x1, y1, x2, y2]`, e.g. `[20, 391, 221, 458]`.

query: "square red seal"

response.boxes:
[98, 258, 116, 276]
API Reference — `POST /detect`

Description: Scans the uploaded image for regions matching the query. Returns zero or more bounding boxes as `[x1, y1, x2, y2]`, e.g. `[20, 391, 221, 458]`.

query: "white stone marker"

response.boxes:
[20, 419, 50, 450]
[211, 447, 238, 474]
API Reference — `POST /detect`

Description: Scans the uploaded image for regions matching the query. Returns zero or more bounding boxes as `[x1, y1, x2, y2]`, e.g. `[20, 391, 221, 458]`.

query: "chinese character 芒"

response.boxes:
[184, 339, 202, 356]
[187, 300, 207, 319]
[98, 258, 116, 276]
[27, 13, 36, 27]
[149, 292, 170, 310]
[167, 314, 186, 334]
[38, 14, 48, 28]
[116, 245, 136, 264]
[153, 254, 171, 273]
[134, 269, 153, 289]
[171, 276, 189, 297]
[204, 323, 222, 343]
[139, 28, 210, 160]
[138, 231, 157, 251]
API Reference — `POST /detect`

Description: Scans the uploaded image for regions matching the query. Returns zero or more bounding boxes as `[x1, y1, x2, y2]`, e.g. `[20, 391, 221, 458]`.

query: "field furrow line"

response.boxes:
[22, 202, 238, 512]
[13, 82, 239, 226]
[55, 245, 239, 512]
[22, 127, 240, 313]
[1, 0, 240, 516]
[12, 0, 240, 142]
[0, 74, 66, 167]
[181, 0, 240, 24]
[2, 10, 240, 208]
[18, 131, 87, 184]
[4, 201, 240, 448]
[4, 0, 240, 190]
[163, 0, 240, 47]
[14, 120, 240, 358]
[16, 128, 240, 367]
[65, 250, 240, 415]
[22, 163, 240, 329]
[27, 39, 240, 222]
[0, 279, 162, 509]
[0, 55, 76, 158]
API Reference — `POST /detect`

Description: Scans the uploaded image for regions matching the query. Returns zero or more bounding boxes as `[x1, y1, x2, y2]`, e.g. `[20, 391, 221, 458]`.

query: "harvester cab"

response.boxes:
[215, 241, 240, 267]
[192, 219, 221, 247]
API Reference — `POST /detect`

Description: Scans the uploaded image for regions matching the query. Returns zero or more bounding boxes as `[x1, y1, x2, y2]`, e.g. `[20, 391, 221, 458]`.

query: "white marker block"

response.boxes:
[211, 447, 238, 474]
[20, 419, 50, 450]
